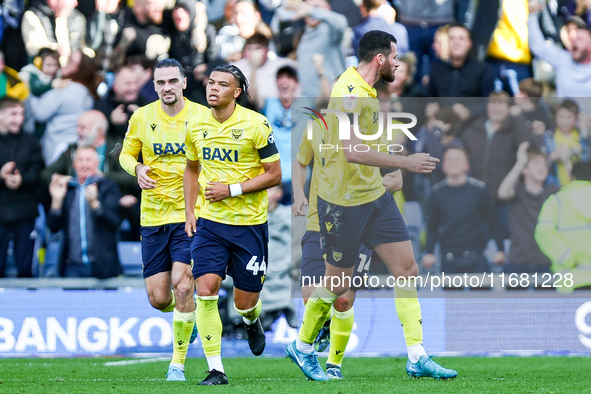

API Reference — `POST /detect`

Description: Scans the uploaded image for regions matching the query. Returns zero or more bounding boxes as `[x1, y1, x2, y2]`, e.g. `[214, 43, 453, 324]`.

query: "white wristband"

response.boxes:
[229, 183, 242, 197]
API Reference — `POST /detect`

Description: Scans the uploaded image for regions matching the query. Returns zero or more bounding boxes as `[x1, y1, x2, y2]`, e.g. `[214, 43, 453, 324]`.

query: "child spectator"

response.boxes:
[545, 99, 590, 186]
[19, 49, 60, 97]
[498, 142, 558, 275]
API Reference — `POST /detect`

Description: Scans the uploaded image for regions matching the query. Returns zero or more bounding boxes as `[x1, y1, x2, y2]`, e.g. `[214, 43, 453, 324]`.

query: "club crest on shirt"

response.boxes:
[232, 129, 243, 141]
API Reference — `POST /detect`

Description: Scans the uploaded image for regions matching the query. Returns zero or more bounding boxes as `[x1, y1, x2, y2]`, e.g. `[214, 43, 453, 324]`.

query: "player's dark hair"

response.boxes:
[357, 30, 397, 64]
[154, 58, 185, 79]
[211, 64, 250, 106]
[0, 96, 23, 111]
[557, 99, 579, 116]
[276, 65, 298, 81]
[572, 160, 591, 181]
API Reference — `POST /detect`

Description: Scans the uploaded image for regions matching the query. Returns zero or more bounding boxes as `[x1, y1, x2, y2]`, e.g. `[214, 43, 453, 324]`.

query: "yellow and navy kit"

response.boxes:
[185, 104, 280, 226]
[120, 99, 208, 226]
[317, 67, 386, 207]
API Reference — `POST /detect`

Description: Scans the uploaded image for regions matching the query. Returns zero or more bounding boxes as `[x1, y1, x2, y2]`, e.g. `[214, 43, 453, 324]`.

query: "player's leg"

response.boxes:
[367, 193, 456, 379]
[191, 218, 228, 385]
[299, 231, 332, 352]
[228, 222, 269, 356]
[325, 244, 370, 379]
[325, 291, 354, 380]
[167, 223, 197, 378]
[374, 240, 457, 379]
[288, 198, 366, 381]
[141, 226, 175, 311]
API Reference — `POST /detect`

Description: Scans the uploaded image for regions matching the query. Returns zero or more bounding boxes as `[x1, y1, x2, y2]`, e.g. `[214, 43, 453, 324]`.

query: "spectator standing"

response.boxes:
[169, 0, 219, 101]
[286, 0, 348, 97]
[47, 145, 123, 278]
[461, 92, 537, 238]
[233, 33, 297, 108]
[422, 148, 505, 274]
[472, 0, 532, 95]
[21, 0, 94, 66]
[0, 97, 44, 278]
[19, 49, 60, 97]
[535, 161, 591, 291]
[94, 66, 143, 140]
[394, 0, 454, 79]
[498, 142, 558, 275]
[428, 23, 494, 98]
[251, 65, 298, 203]
[351, 0, 409, 58]
[529, 0, 591, 99]
[27, 50, 101, 165]
[215, 0, 272, 61]
[544, 99, 590, 186]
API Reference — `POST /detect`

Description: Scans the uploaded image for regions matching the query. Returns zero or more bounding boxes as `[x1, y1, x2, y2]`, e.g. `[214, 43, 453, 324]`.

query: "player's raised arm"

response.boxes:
[184, 158, 201, 236]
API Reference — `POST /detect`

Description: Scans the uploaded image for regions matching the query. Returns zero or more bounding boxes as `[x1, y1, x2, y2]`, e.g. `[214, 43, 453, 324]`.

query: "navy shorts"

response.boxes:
[140, 223, 192, 279]
[318, 192, 410, 269]
[191, 218, 269, 293]
[300, 230, 372, 290]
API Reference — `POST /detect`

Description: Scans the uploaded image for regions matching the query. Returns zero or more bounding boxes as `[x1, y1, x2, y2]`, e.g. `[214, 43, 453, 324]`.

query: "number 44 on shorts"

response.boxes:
[246, 256, 267, 276]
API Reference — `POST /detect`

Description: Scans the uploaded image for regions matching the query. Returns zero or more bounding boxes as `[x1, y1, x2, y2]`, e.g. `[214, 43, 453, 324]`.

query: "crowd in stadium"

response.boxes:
[0, 0, 590, 280]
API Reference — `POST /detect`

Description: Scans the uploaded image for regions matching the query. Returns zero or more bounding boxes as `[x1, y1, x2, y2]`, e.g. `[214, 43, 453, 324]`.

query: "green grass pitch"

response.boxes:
[1, 356, 590, 393]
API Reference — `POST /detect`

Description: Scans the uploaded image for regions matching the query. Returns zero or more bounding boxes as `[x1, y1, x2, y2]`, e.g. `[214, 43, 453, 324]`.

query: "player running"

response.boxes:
[184, 64, 282, 385]
[292, 123, 403, 379]
[119, 58, 207, 381]
[286, 30, 457, 381]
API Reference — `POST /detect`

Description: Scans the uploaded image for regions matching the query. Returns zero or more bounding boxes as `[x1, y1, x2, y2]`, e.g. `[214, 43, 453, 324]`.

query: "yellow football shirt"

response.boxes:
[120, 99, 208, 226]
[296, 124, 324, 233]
[317, 67, 386, 206]
[185, 104, 280, 226]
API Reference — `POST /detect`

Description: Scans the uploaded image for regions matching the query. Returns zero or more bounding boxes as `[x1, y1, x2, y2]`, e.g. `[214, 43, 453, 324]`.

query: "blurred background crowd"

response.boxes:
[0, 0, 590, 292]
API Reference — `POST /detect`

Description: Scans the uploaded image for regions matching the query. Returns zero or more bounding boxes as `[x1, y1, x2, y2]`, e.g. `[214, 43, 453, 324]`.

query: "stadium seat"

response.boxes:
[118, 242, 143, 277]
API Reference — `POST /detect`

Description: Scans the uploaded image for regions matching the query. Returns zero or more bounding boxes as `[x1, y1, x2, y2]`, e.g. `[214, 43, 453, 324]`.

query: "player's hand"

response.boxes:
[292, 194, 308, 216]
[135, 164, 156, 189]
[111, 104, 129, 125]
[85, 183, 100, 209]
[185, 212, 197, 237]
[516, 141, 530, 165]
[204, 182, 230, 203]
[404, 153, 439, 174]
[493, 251, 505, 265]
[422, 254, 436, 269]
[4, 169, 22, 190]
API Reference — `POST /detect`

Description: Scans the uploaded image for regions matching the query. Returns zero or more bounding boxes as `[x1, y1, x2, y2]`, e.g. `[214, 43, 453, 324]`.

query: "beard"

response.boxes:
[380, 62, 396, 83]
[162, 94, 179, 105]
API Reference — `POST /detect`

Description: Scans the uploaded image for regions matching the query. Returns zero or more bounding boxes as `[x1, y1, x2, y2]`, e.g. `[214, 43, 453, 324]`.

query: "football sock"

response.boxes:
[235, 299, 262, 325]
[161, 290, 175, 312]
[394, 280, 426, 363]
[196, 295, 223, 372]
[171, 308, 196, 368]
[298, 286, 337, 352]
[327, 306, 354, 366]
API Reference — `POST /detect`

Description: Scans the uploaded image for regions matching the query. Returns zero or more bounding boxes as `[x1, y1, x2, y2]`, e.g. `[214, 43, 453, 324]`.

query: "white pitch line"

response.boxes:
[103, 357, 169, 366]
